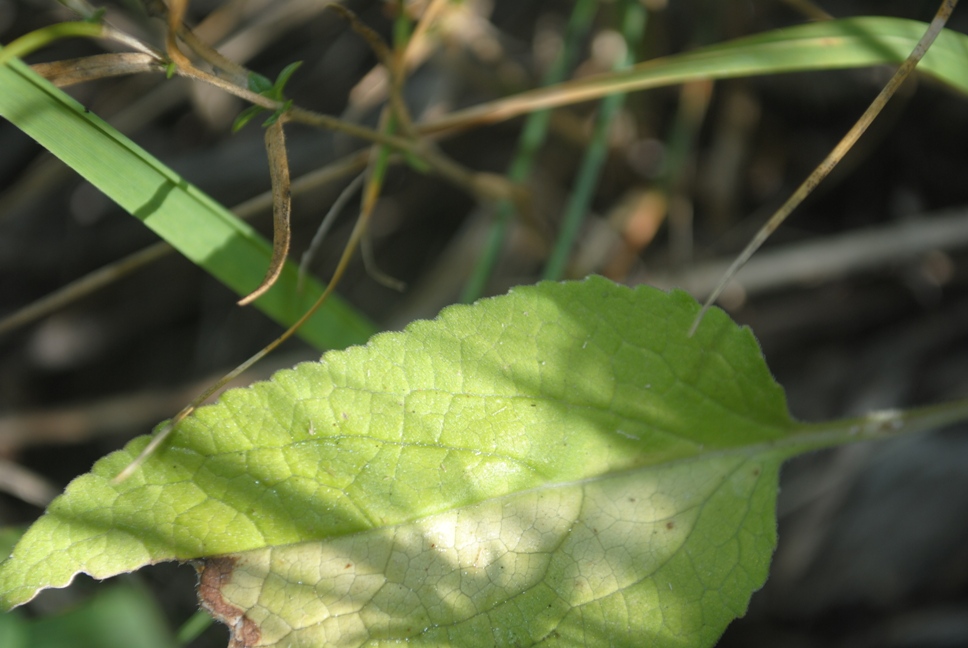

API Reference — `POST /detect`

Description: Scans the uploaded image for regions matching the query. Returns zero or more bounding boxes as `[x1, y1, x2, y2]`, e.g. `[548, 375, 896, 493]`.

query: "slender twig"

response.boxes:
[0, 457, 59, 507]
[32, 53, 167, 86]
[688, 0, 959, 336]
[172, 16, 250, 86]
[0, 151, 368, 337]
[114, 113, 398, 482]
[404, 0, 450, 61]
[328, 0, 413, 137]
[299, 172, 366, 293]
[643, 207, 968, 298]
[361, 232, 407, 291]
[0, 243, 170, 337]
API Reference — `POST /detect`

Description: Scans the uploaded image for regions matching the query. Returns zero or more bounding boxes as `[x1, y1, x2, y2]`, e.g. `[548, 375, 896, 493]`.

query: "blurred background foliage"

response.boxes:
[1, 0, 968, 646]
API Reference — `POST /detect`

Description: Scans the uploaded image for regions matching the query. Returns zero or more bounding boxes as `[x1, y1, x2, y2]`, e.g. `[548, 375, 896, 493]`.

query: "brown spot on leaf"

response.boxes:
[666, 521, 675, 530]
[345, 563, 352, 569]
[196, 557, 261, 648]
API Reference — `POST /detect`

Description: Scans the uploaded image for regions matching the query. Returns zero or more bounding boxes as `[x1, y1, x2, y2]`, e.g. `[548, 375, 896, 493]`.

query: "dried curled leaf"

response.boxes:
[238, 120, 292, 306]
[32, 53, 166, 87]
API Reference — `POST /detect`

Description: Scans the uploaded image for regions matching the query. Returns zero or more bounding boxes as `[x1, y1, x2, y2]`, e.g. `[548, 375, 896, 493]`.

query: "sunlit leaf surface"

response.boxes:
[0, 277, 813, 646]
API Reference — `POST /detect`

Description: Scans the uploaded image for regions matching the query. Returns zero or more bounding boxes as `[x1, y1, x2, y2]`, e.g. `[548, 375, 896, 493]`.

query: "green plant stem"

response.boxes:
[174, 610, 213, 646]
[421, 17, 968, 137]
[662, 81, 711, 267]
[0, 22, 104, 66]
[782, 397, 968, 457]
[460, 0, 598, 302]
[543, 0, 647, 280]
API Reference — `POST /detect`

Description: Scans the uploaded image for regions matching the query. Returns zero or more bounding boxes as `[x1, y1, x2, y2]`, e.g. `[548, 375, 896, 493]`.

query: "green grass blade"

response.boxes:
[449, 15, 968, 294]
[605, 16, 968, 95]
[543, 0, 648, 281]
[0, 22, 105, 66]
[0, 53, 376, 351]
[428, 16, 968, 134]
[459, 0, 599, 303]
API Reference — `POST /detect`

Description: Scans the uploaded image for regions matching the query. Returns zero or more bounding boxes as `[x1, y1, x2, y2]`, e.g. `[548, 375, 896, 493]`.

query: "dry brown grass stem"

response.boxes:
[688, 0, 960, 335]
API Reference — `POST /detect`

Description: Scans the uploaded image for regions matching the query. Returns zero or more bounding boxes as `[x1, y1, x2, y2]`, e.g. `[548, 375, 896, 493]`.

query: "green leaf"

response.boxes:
[1, 277, 816, 646]
[232, 103, 267, 132]
[247, 62, 301, 101]
[261, 99, 293, 128]
[0, 583, 173, 648]
[271, 61, 303, 99]
[0, 52, 375, 351]
[85, 8, 107, 24]
[237, 61, 300, 130]
[247, 71, 274, 95]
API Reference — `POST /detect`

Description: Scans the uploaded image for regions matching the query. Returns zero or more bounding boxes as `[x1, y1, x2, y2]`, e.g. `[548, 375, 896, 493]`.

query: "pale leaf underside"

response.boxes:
[1, 277, 803, 647]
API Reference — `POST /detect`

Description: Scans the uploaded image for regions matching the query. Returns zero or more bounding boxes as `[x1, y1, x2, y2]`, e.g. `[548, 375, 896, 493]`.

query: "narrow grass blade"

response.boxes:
[460, 0, 599, 302]
[543, 0, 647, 280]
[424, 17, 968, 136]
[0, 52, 375, 351]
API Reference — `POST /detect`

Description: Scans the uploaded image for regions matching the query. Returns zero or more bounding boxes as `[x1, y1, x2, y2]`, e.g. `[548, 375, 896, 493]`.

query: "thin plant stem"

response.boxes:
[461, 0, 599, 302]
[237, 118, 292, 305]
[299, 172, 366, 294]
[114, 111, 400, 483]
[663, 81, 712, 268]
[689, 0, 959, 335]
[404, 0, 449, 62]
[543, 0, 647, 280]
[0, 152, 368, 337]
[0, 242, 171, 337]
[174, 610, 213, 646]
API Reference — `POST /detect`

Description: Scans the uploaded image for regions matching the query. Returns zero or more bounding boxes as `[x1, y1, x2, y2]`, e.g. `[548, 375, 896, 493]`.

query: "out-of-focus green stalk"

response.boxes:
[460, 0, 598, 302]
[543, 0, 647, 280]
